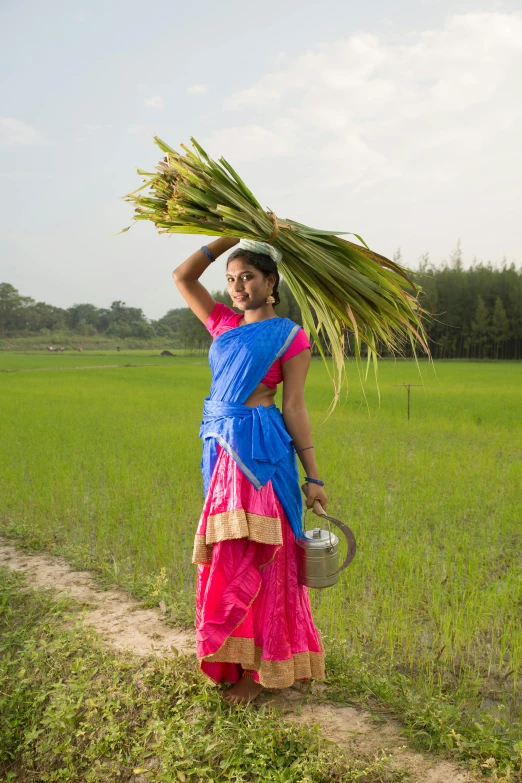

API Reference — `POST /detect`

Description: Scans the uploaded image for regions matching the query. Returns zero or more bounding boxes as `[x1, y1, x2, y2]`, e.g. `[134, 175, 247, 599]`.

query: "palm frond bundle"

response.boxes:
[123, 136, 431, 408]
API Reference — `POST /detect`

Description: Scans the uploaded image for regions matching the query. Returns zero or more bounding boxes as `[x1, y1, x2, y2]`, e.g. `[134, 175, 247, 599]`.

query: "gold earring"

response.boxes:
[265, 291, 276, 305]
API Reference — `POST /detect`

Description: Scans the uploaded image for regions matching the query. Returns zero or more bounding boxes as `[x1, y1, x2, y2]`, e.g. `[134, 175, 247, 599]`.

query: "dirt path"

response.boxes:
[0, 539, 479, 783]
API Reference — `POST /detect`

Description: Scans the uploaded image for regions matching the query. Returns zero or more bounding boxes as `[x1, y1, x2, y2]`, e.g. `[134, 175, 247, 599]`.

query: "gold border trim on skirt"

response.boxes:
[206, 509, 283, 545]
[192, 534, 213, 565]
[192, 511, 283, 565]
[201, 636, 326, 689]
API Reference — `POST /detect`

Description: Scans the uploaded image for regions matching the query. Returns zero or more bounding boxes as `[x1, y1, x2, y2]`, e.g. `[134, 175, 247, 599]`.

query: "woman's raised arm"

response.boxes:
[172, 237, 239, 324]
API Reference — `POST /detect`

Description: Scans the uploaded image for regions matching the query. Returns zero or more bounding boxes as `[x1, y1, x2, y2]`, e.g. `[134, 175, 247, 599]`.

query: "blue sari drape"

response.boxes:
[199, 317, 304, 539]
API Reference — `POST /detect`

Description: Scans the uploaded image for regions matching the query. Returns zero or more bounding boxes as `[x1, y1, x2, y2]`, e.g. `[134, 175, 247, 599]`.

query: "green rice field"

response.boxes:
[1, 351, 521, 767]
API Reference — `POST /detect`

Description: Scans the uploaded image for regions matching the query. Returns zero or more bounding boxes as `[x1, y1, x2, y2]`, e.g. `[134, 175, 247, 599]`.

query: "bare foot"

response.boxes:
[222, 676, 264, 704]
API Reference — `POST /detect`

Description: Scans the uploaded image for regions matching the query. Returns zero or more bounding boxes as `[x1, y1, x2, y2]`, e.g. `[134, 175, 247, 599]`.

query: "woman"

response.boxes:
[173, 236, 328, 704]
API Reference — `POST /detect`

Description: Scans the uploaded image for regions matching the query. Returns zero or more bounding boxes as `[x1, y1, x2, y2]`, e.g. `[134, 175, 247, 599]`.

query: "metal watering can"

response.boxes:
[296, 500, 357, 589]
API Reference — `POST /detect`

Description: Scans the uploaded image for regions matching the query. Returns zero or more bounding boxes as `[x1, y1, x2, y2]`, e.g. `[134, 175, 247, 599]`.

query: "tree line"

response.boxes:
[1, 249, 520, 359]
[0, 279, 302, 353]
[408, 247, 521, 360]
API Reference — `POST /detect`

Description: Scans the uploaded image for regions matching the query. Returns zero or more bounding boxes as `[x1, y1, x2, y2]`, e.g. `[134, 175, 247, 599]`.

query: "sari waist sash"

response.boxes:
[200, 400, 294, 491]
[199, 399, 303, 538]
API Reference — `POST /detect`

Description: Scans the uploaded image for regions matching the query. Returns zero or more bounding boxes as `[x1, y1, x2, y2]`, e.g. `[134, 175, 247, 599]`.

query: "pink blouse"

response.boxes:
[205, 302, 311, 389]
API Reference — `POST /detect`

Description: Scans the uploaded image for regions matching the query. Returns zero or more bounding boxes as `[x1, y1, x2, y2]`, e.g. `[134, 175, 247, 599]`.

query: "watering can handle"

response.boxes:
[311, 500, 357, 576]
[312, 500, 327, 516]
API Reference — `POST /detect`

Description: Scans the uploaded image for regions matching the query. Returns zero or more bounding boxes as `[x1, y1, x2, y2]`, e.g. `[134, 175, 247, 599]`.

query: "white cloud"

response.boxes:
[187, 84, 209, 95]
[203, 120, 298, 162]
[215, 12, 522, 190]
[0, 117, 44, 147]
[127, 125, 157, 135]
[144, 95, 164, 108]
[0, 172, 52, 179]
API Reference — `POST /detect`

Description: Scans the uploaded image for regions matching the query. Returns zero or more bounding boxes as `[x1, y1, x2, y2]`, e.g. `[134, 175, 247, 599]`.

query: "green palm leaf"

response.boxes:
[123, 136, 432, 407]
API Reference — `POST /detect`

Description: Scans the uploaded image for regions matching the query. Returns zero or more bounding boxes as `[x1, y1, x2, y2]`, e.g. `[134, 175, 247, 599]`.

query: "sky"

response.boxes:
[1, 0, 521, 320]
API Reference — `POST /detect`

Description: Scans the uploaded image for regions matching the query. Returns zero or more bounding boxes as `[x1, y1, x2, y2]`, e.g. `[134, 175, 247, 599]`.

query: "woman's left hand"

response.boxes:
[301, 482, 328, 513]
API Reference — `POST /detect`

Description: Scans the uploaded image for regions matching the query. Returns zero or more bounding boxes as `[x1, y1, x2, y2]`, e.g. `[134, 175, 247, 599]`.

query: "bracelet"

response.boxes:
[201, 245, 216, 263]
[295, 445, 314, 453]
[304, 477, 325, 486]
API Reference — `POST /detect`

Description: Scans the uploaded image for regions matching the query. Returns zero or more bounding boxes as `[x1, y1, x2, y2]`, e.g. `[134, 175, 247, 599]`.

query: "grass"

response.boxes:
[0, 349, 197, 372]
[0, 354, 521, 774]
[0, 567, 406, 783]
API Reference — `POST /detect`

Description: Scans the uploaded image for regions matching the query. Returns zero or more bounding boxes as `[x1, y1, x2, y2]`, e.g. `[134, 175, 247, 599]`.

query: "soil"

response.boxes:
[0, 538, 480, 783]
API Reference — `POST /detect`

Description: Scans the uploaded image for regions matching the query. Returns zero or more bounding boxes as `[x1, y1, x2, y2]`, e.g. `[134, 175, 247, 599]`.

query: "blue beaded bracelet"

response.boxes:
[201, 245, 216, 263]
[304, 477, 325, 486]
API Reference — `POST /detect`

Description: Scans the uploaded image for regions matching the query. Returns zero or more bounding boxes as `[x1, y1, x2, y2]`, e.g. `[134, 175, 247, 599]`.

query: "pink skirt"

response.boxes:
[192, 445, 325, 689]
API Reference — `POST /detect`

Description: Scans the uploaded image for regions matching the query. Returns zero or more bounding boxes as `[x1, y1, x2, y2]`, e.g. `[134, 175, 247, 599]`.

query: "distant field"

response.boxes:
[0, 349, 198, 371]
[1, 355, 520, 747]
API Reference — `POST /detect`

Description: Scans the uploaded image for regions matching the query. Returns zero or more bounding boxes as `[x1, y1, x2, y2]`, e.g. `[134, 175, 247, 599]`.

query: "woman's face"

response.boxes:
[226, 258, 275, 311]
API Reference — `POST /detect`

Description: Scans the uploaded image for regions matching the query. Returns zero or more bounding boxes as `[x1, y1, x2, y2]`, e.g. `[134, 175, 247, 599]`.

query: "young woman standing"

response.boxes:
[173, 236, 328, 704]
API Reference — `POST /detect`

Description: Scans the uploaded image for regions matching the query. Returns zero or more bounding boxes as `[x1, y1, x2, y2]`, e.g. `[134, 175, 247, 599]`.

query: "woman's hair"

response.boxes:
[227, 248, 281, 306]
